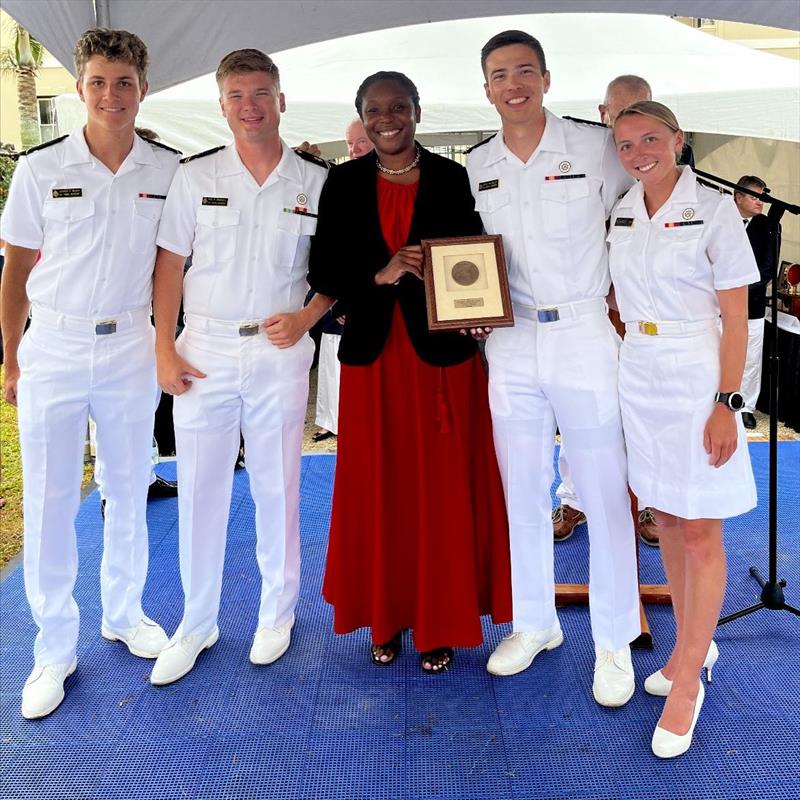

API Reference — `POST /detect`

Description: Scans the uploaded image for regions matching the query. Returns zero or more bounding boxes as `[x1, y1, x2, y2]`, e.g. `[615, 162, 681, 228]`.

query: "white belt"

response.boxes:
[515, 296, 607, 323]
[31, 304, 150, 335]
[183, 312, 264, 338]
[625, 319, 719, 337]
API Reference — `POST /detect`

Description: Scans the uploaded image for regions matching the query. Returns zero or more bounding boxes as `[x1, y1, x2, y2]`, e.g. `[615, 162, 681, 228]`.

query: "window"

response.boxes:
[37, 97, 58, 143]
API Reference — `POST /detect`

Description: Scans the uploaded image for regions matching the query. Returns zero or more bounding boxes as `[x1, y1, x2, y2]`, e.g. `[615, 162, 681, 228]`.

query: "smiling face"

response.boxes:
[360, 79, 419, 159]
[614, 113, 684, 188]
[77, 56, 147, 134]
[483, 43, 550, 127]
[219, 70, 285, 144]
[345, 118, 373, 159]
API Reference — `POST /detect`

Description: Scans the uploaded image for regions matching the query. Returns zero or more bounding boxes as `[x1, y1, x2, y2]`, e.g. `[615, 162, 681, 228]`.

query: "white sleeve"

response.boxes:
[155, 165, 196, 258]
[0, 157, 45, 250]
[599, 130, 634, 216]
[707, 195, 760, 291]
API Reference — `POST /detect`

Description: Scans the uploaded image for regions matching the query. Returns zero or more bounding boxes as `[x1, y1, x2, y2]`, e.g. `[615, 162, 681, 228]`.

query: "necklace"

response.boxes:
[376, 145, 421, 175]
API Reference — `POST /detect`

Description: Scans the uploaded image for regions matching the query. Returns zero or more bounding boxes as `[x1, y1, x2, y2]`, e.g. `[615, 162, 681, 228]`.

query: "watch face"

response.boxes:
[729, 392, 746, 411]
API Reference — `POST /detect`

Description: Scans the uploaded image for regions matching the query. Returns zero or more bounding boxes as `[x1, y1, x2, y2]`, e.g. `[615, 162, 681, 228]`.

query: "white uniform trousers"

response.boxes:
[314, 332, 341, 435]
[555, 444, 583, 512]
[484, 300, 640, 650]
[742, 317, 765, 413]
[16, 308, 157, 666]
[171, 320, 313, 640]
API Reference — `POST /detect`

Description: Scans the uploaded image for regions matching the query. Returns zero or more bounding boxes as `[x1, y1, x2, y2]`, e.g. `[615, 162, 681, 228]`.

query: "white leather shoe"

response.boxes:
[249, 616, 294, 665]
[644, 640, 719, 697]
[486, 626, 564, 676]
[21, 658, 77, 719]
[102, 616, 169, 659]
[593, 645, 635, 707]
[150, 627, 219, 686]
[652, 681, 705, 758]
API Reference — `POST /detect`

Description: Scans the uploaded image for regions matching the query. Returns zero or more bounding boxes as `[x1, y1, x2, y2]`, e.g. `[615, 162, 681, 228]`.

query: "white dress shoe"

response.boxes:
[101, 616, 169, 659]
[486, 626, 564, 676]
[150, 627, 219, 686]
[652, 681, 705, 758]
[593, 645, 635, 707]
[21, 658, 77, 720]
[249, 616, 294, 665]
[644, 640, 719, 697]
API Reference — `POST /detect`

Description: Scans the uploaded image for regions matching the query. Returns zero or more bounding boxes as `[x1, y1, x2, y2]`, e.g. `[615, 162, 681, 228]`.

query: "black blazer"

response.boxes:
[308, 145, 482, 366]
[746, 214, 781, 319]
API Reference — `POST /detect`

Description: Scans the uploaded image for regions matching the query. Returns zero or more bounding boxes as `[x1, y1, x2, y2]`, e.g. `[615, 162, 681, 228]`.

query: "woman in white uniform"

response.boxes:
[609, 101, 758, 758]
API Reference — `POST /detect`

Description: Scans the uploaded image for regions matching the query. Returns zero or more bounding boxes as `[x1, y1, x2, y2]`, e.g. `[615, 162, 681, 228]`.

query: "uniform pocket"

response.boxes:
[129, 198, 164, 254]
[42, 197, 95, 255]
[539, 179, 589, 239]
[655, 226, 704, 279]
[473, 189, 510, 234]
[274, 211, 316, 266]
[196, 205, 240, 262]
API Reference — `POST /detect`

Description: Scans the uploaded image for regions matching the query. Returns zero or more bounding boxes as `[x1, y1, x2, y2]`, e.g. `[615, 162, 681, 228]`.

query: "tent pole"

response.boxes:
[94, 0, 111, 27]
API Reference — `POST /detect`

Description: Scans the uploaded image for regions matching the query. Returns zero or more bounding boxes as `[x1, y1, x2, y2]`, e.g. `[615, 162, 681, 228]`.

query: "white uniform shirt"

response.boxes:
[0, 130, 180, 317]
[607, 167, 759, 323]
[157, 142, 327, 321]
[466, 109, 632, 307]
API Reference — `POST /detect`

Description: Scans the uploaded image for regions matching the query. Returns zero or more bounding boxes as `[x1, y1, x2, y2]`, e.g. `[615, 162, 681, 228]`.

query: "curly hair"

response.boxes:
[74, 28, 149, 85]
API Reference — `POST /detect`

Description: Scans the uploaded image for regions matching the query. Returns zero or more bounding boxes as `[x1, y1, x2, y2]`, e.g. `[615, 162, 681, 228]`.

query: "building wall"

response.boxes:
[674, 17, 800, 60]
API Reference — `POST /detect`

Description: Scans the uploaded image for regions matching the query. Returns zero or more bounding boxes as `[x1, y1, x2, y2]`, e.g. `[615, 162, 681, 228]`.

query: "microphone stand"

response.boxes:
[691, 167, 800, 624]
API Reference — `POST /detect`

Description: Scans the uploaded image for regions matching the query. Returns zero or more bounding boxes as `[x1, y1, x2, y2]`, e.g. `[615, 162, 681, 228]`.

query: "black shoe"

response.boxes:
[100, 498, 106, 518]
[147, 475, 178, 499]
[235, 446, 246, 470]
[742, 411, 757, 430]
[311, 430, 335, 443]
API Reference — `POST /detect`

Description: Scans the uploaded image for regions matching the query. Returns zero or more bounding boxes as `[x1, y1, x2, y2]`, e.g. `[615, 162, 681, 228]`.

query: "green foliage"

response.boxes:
[0, 146, 18, 214]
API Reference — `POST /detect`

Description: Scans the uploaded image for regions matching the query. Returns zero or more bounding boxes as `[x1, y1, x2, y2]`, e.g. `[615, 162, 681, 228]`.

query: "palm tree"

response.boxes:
[0, 20, 44, 149]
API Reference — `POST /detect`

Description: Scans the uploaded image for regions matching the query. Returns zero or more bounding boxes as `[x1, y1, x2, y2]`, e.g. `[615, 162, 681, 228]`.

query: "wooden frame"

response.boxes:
[421, 234, 514, 331]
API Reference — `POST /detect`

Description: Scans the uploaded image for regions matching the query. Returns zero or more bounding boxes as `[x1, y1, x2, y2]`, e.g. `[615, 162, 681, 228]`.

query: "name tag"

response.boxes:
[202, 197, 228, 206]
[52, 188, 82, 198]
[478, 179, 499, 191]
[614, 217, 634, 227]
[664, 220, 704, 228]
[544, 174, 587, 181]
[138, 193, 166, 200]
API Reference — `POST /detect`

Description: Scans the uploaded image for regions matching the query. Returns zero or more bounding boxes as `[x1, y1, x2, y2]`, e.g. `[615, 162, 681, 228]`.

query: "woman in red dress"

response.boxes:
[309, 72, 512, 673]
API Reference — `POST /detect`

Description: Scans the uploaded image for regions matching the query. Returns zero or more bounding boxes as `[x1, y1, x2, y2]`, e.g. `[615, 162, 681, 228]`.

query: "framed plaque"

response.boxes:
[421, 234, 514, 331]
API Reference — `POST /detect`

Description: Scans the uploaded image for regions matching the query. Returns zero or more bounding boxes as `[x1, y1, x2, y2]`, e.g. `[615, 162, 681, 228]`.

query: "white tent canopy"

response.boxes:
[54, 13, 800, 153]
[5, 0, 800, 93]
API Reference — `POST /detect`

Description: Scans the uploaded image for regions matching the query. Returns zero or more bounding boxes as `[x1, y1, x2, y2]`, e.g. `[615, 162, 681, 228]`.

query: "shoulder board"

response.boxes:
[142, 137, 182, 156]
[465, 134, 496, 155]
[562, 115, 606, 129]
[23, 134, 68, 157]
[295, 149, 330, 169]
[694, 174, 730, 195]
[180, 145, 225, 164]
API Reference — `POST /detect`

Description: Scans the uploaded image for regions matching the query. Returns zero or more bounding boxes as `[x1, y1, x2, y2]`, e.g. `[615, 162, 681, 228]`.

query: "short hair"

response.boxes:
[355, 71, 420, 117]
[135, 127, 159, 141]
[216, 49, 280, 89]
[615, 100, 680, 135]
[735, 175, 766, 193]
[480, 30, 547, 76]
[74, 28, 149, 85]
[604, 75, 652, 104]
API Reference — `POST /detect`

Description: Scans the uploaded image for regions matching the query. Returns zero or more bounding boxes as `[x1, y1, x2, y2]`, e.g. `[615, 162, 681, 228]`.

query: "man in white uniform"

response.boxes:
[150, 49, 330, 685]
[554, 74, 660, 547]
[1, 29, 177, 718]
[465, 30, 640, 705]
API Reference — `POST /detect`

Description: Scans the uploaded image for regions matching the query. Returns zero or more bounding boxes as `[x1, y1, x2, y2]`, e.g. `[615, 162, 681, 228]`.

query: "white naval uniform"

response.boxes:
[466, 110, 641, 650]
[156, 142, 327, 640]
[608, 166, 759, 519]
[742, 316, 765, 413]
[1, 130, 179, 667]
[314, 331, 341, 435]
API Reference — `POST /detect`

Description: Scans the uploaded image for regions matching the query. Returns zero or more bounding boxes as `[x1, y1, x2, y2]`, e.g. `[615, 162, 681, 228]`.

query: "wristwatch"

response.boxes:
[715, 391, 745, 412]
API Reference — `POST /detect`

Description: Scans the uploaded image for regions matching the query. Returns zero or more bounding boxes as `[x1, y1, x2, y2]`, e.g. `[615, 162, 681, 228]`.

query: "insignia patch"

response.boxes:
[283, 207, 318, 218]
[202, 197, 228, 206]
[296, 193, 308, 206]
[544, 173, 587, 181]
[664, 220, 704, 228]
[558, 160, 571, 173]
[478, 179, 500, 192]
[52, 188, 82, 198]
[138, 193, 166, 200]
[614, 217, 634, 227]
[682, 208, 695, 221]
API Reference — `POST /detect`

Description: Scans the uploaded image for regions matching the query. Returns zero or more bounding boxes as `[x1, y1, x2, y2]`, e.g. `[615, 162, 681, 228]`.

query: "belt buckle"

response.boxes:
[95, 320, 117, 335]
[238, 323, 260, 337]
[639, 321, 658, 336]
[537, 308, 560, 323]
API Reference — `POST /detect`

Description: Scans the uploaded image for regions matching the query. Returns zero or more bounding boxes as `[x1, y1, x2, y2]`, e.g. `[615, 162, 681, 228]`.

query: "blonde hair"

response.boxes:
[216, 49, 280, 90]
[614, 100, 680, 134]
[74, 28, 148, 85]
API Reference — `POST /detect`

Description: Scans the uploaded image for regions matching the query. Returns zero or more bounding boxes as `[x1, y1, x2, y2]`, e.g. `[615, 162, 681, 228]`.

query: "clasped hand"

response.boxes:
[703, 404, 738, 468]
[375, 245, 423, 285]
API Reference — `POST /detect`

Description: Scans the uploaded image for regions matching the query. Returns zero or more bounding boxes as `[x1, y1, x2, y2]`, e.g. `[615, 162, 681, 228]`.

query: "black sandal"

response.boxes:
[370, 631, 403, 666]
[311, 430, 335, 443]
[420, 647, 453, 675]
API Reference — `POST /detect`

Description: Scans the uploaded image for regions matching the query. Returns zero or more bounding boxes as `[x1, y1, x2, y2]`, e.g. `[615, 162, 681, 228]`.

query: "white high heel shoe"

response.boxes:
[652, 681, 705, 758]
[644, 640, 719, 697]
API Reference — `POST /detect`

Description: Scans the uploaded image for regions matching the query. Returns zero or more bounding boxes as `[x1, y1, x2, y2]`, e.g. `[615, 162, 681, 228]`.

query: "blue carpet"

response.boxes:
[1, 443, 798, 800]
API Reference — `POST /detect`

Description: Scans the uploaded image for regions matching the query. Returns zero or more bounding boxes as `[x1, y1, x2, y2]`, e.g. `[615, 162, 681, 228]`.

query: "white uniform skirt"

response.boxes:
[619, 323, 757, 520]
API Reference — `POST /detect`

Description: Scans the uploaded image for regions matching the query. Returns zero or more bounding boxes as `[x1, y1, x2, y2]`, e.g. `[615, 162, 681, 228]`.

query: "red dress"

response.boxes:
[322, 176, 512, 651]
